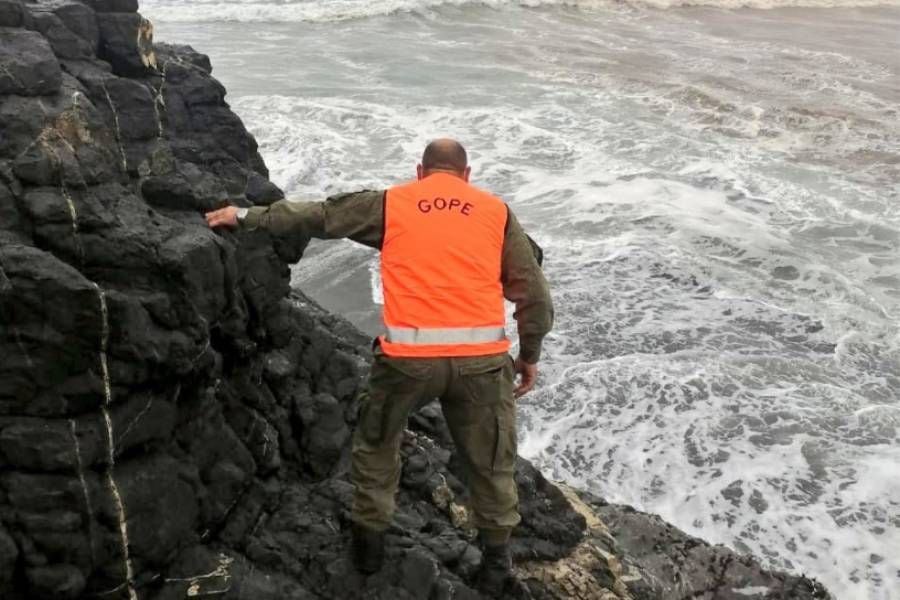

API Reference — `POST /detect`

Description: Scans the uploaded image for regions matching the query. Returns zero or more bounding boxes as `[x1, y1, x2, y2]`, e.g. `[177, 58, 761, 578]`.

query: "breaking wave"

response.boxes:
[140, 0, 900, 23]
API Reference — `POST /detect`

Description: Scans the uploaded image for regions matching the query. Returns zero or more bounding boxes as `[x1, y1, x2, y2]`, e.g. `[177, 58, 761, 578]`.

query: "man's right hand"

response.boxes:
[513, 357, 538, 398]
[205, 206, 241, 228]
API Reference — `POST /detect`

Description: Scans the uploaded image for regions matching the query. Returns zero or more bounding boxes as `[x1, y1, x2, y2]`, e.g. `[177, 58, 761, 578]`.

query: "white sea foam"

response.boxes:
[732, 586, 771, 596]
[140, 0, 900, 24]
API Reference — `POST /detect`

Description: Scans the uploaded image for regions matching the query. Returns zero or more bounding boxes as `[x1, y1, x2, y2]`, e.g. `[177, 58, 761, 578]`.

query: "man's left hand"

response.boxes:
[206, 206, 241, 228]
[513, 357, 538, 398]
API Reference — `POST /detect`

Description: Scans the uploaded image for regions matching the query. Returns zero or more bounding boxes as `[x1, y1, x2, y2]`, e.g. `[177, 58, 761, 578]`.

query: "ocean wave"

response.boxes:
[139, 0, 900, 24]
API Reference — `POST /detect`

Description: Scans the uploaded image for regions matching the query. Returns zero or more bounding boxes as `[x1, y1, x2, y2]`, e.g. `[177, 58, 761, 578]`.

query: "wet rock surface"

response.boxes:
[588, 495, 832, 600]
[0, 2, 833, 598]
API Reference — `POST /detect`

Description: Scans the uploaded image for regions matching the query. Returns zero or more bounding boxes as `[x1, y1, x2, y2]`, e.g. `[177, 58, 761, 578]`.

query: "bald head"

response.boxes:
[421, 138, 468, 175]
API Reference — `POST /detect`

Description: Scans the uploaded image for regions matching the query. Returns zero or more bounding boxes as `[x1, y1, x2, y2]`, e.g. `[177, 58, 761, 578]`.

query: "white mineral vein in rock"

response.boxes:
[102, 82, 128, 172]
[95, 284, 138, 600]
[69, 419, 98, 567]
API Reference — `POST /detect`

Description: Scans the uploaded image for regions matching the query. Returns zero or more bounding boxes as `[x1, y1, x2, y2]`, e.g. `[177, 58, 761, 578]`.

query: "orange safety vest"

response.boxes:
[379, 172, 511, 357]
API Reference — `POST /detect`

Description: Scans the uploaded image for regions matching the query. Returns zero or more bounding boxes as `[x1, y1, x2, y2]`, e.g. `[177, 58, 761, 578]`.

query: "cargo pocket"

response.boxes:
[492, 411, 516, 475]
[357, 391, 385, 444]
[459, 355, 508, 405]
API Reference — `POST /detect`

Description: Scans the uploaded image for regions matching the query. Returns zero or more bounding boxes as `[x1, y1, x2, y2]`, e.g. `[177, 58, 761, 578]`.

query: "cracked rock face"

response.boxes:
[0, 2, 832, 599]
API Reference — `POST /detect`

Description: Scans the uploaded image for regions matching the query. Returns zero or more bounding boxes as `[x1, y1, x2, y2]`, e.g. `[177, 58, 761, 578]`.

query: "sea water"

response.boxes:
[143, 2, 900, 597]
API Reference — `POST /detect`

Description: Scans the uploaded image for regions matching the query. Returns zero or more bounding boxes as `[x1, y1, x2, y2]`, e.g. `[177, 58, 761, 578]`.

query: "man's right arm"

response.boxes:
[206, 190, 385, 249]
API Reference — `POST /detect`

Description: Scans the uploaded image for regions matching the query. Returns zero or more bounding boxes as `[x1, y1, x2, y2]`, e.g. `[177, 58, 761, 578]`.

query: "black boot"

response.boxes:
[475, 542, 512, 596]
[351, 523, 385, 575]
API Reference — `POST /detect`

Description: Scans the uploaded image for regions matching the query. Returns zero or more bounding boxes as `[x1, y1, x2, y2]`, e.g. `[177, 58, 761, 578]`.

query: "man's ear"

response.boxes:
[463, 166, 471, 182]
[417, 164, 424, 180]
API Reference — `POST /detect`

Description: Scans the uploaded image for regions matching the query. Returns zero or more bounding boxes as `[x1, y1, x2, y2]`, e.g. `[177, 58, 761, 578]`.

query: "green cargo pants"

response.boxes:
[351, 349, 520, 545]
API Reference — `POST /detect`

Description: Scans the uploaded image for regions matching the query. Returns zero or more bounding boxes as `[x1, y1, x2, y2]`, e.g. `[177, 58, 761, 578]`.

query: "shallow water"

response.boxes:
[145, 2, 900, 597]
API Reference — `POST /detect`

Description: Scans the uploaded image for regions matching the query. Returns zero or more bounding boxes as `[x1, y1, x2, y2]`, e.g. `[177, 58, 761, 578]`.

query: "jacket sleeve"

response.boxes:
[501, 208, 554, 364]
[240, 190, 385, 250]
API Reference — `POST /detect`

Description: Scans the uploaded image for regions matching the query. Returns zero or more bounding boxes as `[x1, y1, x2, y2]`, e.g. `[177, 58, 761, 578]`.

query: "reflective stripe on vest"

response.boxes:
[379, 172, 511, 358]
[385, 326, 507, 345]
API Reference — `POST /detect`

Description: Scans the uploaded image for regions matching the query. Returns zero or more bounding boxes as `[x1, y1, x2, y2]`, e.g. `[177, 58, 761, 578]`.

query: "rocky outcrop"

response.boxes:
[0, 2, 833, 599]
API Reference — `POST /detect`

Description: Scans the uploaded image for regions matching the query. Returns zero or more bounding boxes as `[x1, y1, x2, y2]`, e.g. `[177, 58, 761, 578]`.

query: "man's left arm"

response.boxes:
[501, 208, 554, 397]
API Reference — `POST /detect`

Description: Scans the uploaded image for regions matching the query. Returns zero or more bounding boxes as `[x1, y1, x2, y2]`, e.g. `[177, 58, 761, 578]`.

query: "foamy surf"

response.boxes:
[141, 0, 900, 23]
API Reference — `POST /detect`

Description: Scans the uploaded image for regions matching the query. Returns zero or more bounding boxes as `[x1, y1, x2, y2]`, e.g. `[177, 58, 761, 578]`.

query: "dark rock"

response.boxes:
[0, 28, 62, 96]
[0, 179, 29, 243]
[0, 96, 45, 159]
[158, 228, 229, 322]
[116, 452, 200, 568]
[17, 509, 83, 533]
[0, 417, 82, 471]
[0, 523, 18, 594]
[73, 144, 119, 185]
[245, 170, 285, 205]
[82, 0, 138, 12]
[400, 550, 440, 599]
[102, 77, 157, 140]
[51, 2, 100, 51]
[263, 347, 297, 382]
[0, 0, 26, 28]
[297, 392, 351, 476]
[13, 143, 62, 186]
[160, 56, 225, 107]
[721, 479, 744, 507]
[141, 162, 229, 211]
[109, 390, 177, 457]
[31, 11, 96, 59]
[748, 489, 769, 514]
[60, 55, 114, 94]
[510, 458, 586, 561]
[2, 472, 84, 512]
[22, 187, 73, 224]
[25, 564, 86, 599]
[96, 12, 155, 76]
[0, 246, 103, 416]
[157, 42, 212, 74]
[592, 495, 832, 600]
[773, 265, 800, 280]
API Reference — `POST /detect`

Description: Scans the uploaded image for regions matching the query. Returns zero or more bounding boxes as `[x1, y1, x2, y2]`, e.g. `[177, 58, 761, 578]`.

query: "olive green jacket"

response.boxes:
[243, 189, 553, 363]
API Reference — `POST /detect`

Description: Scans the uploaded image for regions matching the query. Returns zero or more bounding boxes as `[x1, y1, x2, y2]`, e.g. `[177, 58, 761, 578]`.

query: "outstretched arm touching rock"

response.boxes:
[205, 191, 386, 248]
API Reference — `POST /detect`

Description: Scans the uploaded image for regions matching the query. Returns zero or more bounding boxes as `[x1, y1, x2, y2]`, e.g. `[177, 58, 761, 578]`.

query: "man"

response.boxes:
[206, 139, 553, 594]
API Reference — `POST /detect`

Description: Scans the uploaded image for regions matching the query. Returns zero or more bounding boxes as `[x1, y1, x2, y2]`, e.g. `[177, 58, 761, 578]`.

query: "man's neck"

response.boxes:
[423, 168, 464, 179]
